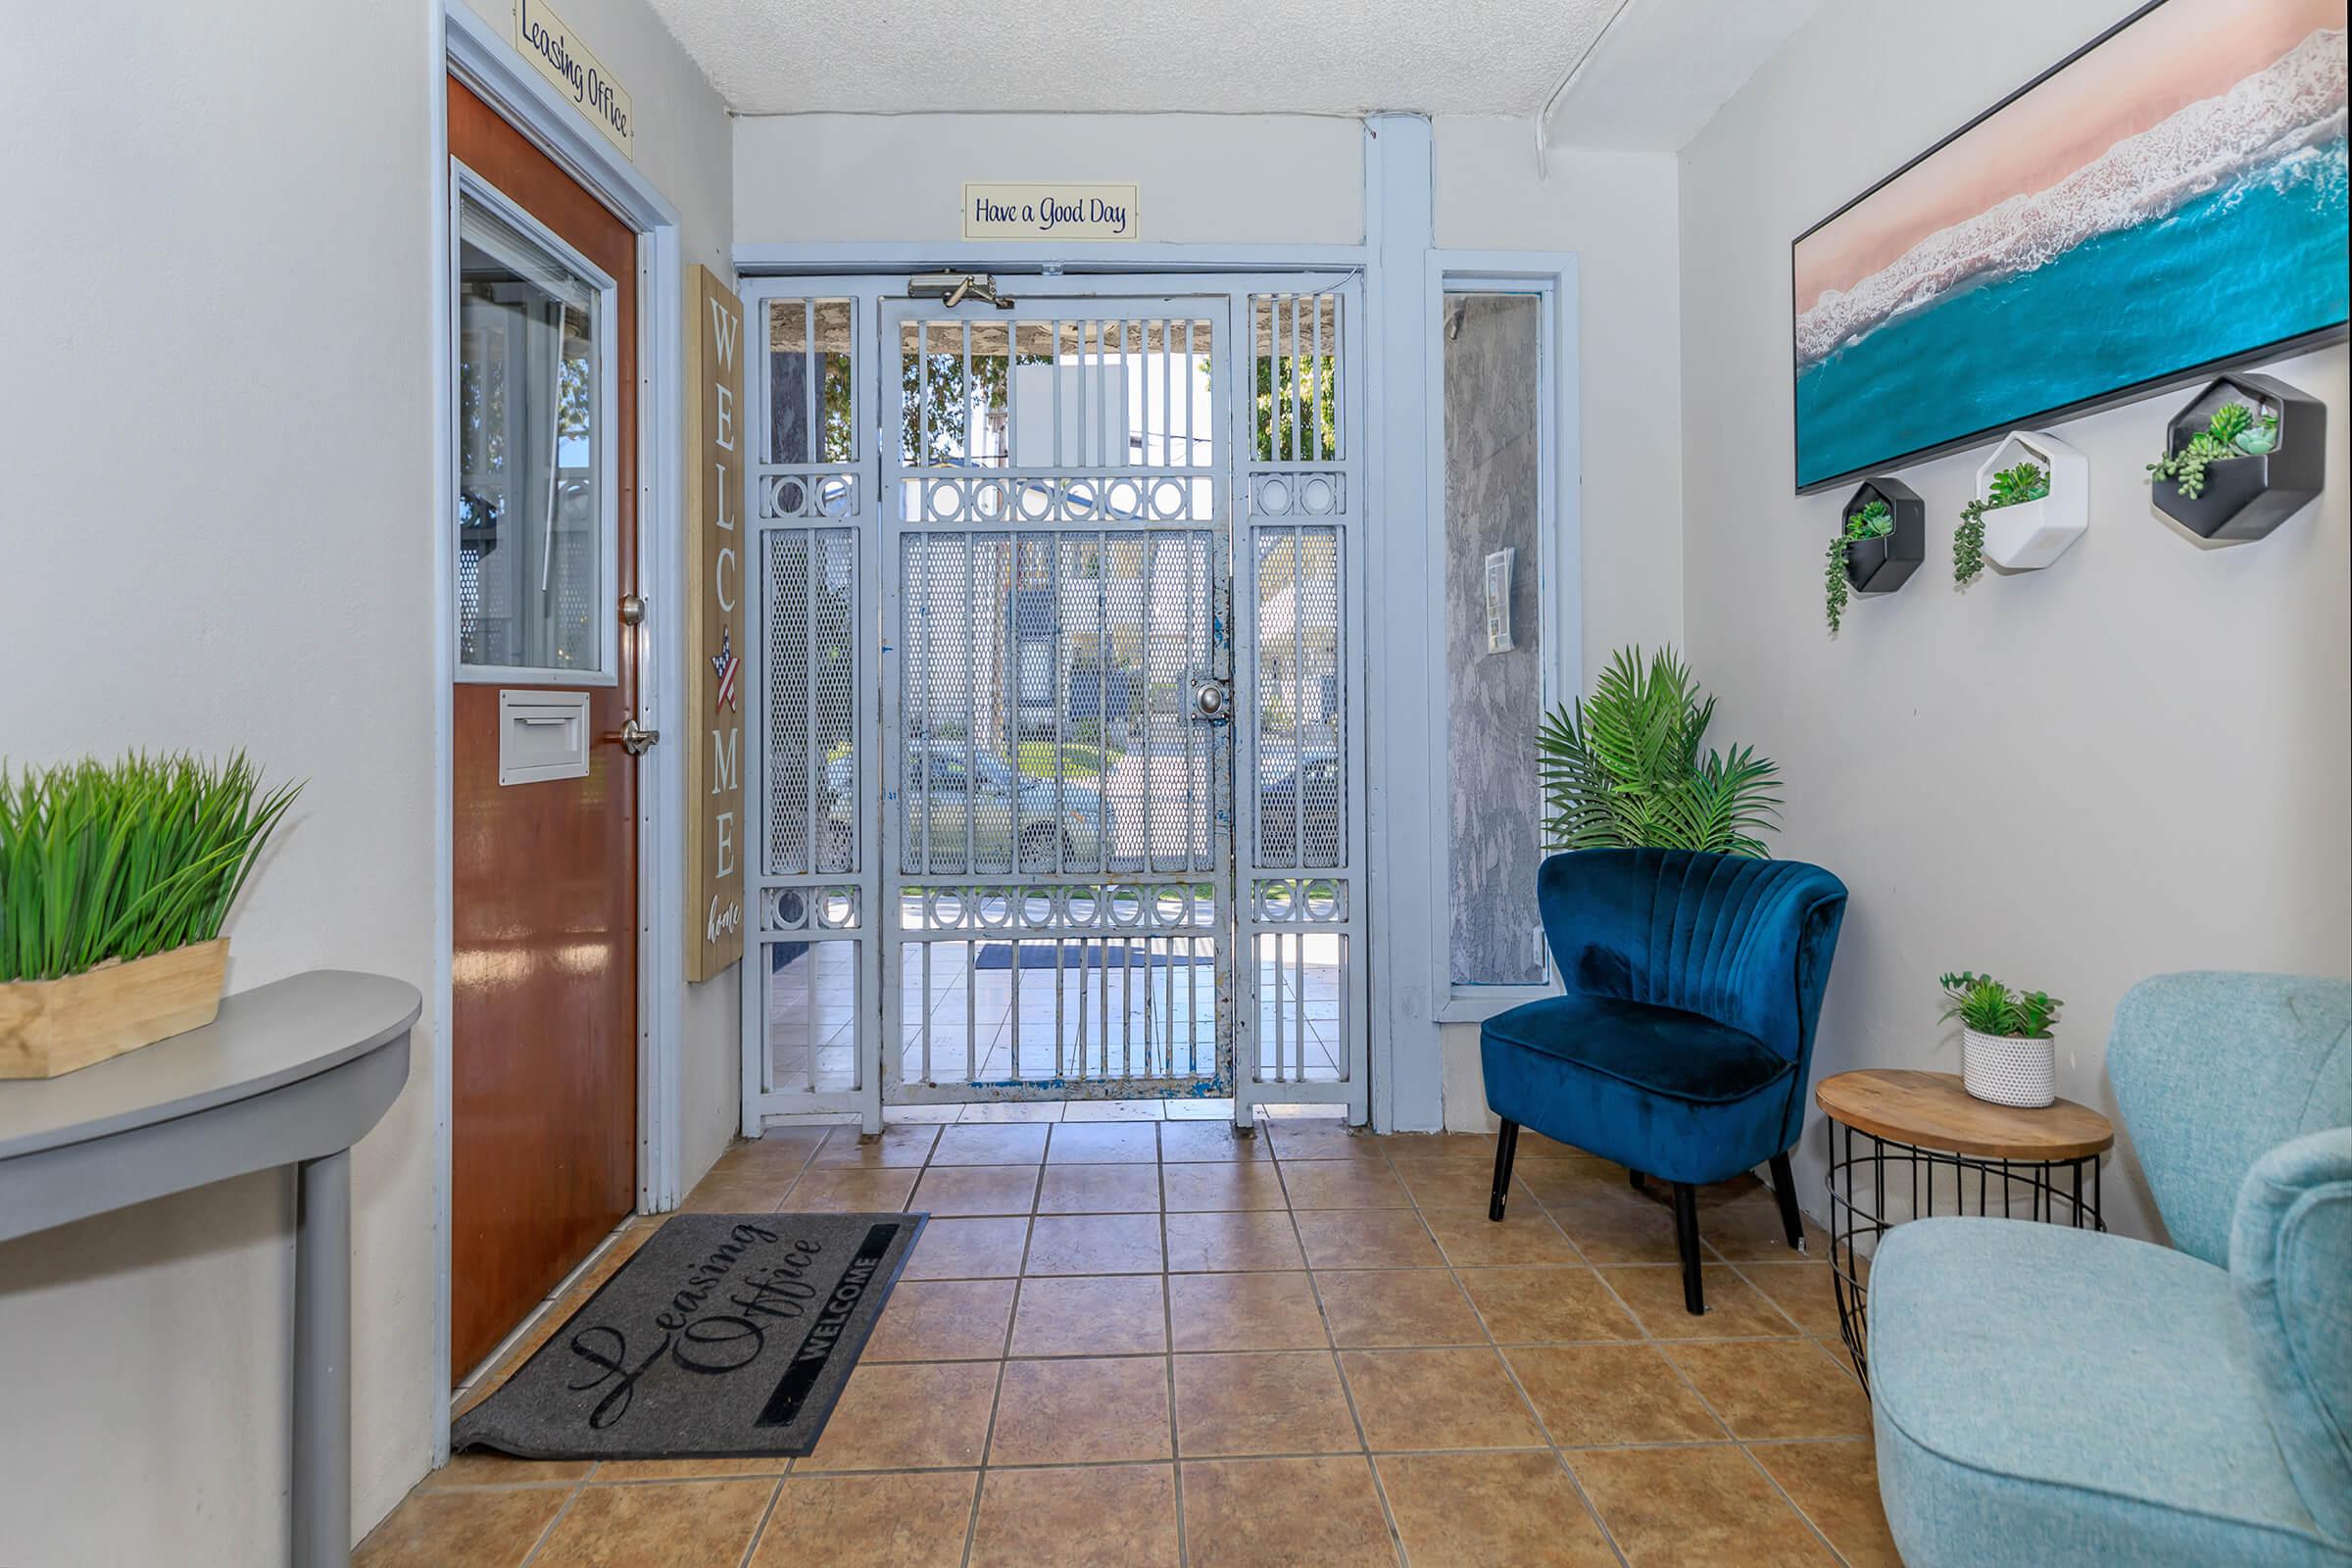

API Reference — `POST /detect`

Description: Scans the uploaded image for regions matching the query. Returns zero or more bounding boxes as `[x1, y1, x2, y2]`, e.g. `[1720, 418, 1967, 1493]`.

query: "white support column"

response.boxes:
[1361, 115, 1443, 1133]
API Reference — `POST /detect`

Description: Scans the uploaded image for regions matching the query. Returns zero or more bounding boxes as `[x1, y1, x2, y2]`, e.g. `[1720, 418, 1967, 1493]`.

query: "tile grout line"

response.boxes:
[730, 1476, 789, 1568]
[1735, 1441, 1857, 1568]
[1402, 1142, 1843, 1560]
[1381, 1137, 1634, 1568]
[1158, 1129, 1193, 1568]
[1280, 1131, 1410, 1568]
[1592, 1195, 1860, 1566]
[511, 1479, 586, 1568]
[763, 1431, 1874, 1480]
[791, 1119, 1860, 1550]
[409, 1121, 1874, 1562]
[742, 1435, 1877, 1483]
[956, 1122, 1004, 1568]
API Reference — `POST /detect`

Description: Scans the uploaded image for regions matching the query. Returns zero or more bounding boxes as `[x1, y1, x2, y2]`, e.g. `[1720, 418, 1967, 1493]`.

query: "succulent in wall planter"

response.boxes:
[1956, 431, 2088, 583]
[1825, 477, 1925, 633]
[2147, 372, 2328, 541]
[1938, 971, 2063, 1109]
[0, 754, 300, 1078]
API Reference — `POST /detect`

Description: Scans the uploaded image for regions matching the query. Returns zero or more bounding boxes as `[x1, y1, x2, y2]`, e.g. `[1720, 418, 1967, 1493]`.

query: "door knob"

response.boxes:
[617, 593, 648, 626]
[605, 718, 660, 755]
[1192, 680, 1232, 722]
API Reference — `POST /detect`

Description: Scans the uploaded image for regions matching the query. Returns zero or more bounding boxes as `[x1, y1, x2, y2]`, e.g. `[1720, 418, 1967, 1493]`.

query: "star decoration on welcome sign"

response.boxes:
[711, 629, 740, 713]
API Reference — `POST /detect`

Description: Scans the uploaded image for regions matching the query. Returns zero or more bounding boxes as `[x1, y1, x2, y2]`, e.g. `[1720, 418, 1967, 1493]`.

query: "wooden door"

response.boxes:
[448, 76, 640, 1382]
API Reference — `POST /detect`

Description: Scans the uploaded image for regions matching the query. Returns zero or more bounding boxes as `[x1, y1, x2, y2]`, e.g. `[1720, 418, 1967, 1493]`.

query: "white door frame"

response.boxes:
[432, 0, 687, 1462]
[875, 285, 1240, 1112]
[735, 116, 1429, 1135]
[736, 270, 1372, 1134]
[1423, 253, 1583, 1026]
[737, 275, 890, 1135]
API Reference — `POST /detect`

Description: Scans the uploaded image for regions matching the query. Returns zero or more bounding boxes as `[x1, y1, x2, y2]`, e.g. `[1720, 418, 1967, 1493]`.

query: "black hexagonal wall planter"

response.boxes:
[1842, 476, 1926, 595]
[2153, 372, 2327, 541]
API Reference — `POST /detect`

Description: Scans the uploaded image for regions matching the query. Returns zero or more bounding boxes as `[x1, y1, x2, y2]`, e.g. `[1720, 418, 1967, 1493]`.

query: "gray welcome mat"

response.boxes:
[453, 1212, 925, 1460]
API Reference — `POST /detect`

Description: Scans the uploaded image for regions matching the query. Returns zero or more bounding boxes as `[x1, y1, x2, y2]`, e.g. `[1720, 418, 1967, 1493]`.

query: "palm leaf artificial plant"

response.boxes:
[1535, 646, 1784, 858]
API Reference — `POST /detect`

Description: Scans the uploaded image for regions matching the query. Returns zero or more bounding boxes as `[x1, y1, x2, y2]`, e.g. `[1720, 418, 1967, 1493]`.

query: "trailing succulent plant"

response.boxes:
[2148, 401, 2279, 500]
[1824, 500, 1892, 634]
[1954, 460, 2049, 585]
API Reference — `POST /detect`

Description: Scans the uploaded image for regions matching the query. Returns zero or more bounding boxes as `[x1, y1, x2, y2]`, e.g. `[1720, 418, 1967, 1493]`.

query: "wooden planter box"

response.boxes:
[0, 939, 228, 1079]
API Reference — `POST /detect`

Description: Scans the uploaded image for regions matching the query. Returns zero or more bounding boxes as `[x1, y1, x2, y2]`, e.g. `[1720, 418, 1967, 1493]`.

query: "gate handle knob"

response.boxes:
[605, 718, 660, 756]
[1193, 681, 1231, 721]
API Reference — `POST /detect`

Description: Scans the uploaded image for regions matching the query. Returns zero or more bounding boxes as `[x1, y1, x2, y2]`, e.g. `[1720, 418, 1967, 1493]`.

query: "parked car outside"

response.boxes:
[828, 743, 1112, 869]
[1256, 748, 1343, 864]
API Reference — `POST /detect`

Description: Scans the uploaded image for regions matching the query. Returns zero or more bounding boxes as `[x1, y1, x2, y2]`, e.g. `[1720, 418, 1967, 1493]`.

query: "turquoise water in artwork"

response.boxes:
[1795, 137, 2350, 489]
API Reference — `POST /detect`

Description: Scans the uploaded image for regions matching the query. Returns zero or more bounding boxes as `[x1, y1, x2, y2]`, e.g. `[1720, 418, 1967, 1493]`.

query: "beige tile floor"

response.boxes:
[362, 1115, 1896, 1568]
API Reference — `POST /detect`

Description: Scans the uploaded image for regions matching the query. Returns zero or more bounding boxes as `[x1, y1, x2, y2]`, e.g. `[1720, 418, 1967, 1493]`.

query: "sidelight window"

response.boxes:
[453, 186, 614, 681]
[1444, 291, 1548, 986]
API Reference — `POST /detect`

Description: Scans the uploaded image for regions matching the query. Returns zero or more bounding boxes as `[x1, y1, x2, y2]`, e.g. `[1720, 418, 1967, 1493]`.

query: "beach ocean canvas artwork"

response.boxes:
[1791, 0, 2349, 492]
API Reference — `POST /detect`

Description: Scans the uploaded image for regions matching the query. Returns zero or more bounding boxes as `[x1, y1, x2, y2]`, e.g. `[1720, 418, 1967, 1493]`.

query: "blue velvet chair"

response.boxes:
[1869, 972, 2352, 1567]
[1482, 848, 1848, 1313]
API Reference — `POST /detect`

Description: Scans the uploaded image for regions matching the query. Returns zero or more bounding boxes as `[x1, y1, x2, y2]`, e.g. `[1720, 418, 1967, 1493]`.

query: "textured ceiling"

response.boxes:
[1542, 0, 1822, 151]
[645, 0, 1624, 117]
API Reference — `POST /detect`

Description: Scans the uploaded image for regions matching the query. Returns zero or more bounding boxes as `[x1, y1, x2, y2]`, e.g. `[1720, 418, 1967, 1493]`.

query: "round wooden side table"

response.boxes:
[1813, 1068, 2115, 1394]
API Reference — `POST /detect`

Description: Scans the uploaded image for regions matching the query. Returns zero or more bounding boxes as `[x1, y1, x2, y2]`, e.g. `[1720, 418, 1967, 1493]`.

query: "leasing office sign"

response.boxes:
[684, 267, 745, 982]
[514, 0, 633, 157]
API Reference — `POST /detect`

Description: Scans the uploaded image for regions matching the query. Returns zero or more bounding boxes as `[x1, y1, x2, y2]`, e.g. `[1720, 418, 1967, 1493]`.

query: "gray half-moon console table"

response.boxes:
[0, 969, 420, 1568]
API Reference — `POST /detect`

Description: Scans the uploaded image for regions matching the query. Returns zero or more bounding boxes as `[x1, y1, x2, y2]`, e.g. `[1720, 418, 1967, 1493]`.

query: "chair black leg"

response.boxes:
[1672, 1182, 1705, 1314]
[1489, 1120, 1520, 1221]
[1768, 1152, 1806, 1252]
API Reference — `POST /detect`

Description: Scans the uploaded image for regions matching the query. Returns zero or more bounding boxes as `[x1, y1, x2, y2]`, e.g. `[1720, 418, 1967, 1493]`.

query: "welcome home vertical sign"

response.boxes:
[685, 267, 745, 982]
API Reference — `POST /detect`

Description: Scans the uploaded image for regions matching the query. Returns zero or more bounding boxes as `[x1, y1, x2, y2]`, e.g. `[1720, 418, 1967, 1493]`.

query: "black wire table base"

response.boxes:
[1825, 1119, 2103, 1396]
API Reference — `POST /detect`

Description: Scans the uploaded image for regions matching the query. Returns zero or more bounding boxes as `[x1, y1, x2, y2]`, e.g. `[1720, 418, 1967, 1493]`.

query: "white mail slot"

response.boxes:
[498, 690, 591, 785]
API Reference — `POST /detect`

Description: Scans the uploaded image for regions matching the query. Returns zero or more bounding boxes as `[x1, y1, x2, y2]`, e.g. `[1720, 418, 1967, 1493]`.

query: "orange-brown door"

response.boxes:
[448, 76, 640, 1382]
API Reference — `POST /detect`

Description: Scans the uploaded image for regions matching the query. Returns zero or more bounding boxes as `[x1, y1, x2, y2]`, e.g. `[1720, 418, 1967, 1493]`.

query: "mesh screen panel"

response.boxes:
[1251, 525, 1344, 869]
[763, 528, 858, 877]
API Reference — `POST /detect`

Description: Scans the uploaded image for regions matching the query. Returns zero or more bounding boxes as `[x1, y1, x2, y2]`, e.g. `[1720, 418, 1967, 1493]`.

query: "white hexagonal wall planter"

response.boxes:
[1974, 430, 2088, 569]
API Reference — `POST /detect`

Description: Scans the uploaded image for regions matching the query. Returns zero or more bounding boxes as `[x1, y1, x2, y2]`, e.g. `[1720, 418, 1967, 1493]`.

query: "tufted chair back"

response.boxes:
[1536, 849, 1848, 1141]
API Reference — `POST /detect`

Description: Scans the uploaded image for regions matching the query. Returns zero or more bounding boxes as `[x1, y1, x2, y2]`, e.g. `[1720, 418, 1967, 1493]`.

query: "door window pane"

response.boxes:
[1444, 293, 1545, 985]
[456, 195, 605, 675]
[764, 298, 856, 466]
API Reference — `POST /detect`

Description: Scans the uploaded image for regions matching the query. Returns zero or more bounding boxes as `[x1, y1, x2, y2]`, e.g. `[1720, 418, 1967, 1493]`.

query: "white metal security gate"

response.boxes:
[742, 275, 1368, 1132]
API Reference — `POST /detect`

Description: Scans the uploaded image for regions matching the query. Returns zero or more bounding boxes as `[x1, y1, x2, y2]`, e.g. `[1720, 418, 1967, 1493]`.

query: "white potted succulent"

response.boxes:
[1937, 971, 2063, 1108]
[1955, 430, 2088, 582]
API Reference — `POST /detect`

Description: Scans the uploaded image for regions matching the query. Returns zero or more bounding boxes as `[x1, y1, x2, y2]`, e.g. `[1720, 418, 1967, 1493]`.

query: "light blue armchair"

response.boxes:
[1868, 971, 2352, 1567]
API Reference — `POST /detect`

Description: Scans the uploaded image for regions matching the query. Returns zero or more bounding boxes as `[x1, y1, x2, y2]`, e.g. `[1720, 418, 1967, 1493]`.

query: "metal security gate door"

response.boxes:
[742, 275, 1368, 1134]
[881, 296, 1231, 1103]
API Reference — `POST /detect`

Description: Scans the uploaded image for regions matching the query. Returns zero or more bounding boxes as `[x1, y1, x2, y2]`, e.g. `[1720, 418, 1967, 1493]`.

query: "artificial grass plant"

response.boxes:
[0, 753, 299, 983]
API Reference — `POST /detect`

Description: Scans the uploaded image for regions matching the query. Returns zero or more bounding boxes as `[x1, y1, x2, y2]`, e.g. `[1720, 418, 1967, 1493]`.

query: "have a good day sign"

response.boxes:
[964, 182, 1138, 241]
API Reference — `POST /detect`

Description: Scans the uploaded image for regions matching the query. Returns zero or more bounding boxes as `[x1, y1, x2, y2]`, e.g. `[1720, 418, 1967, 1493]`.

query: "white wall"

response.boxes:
[1677, 0, 2352, 1237]
[0, 3, 735, 1563]
[0, 3, 438, 1561]
[1431, 118, 1688, 1128]
[734, 114, 1364, 246]
[1434, 120, 1688, 686]
[726, 114, 1687, 1131]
